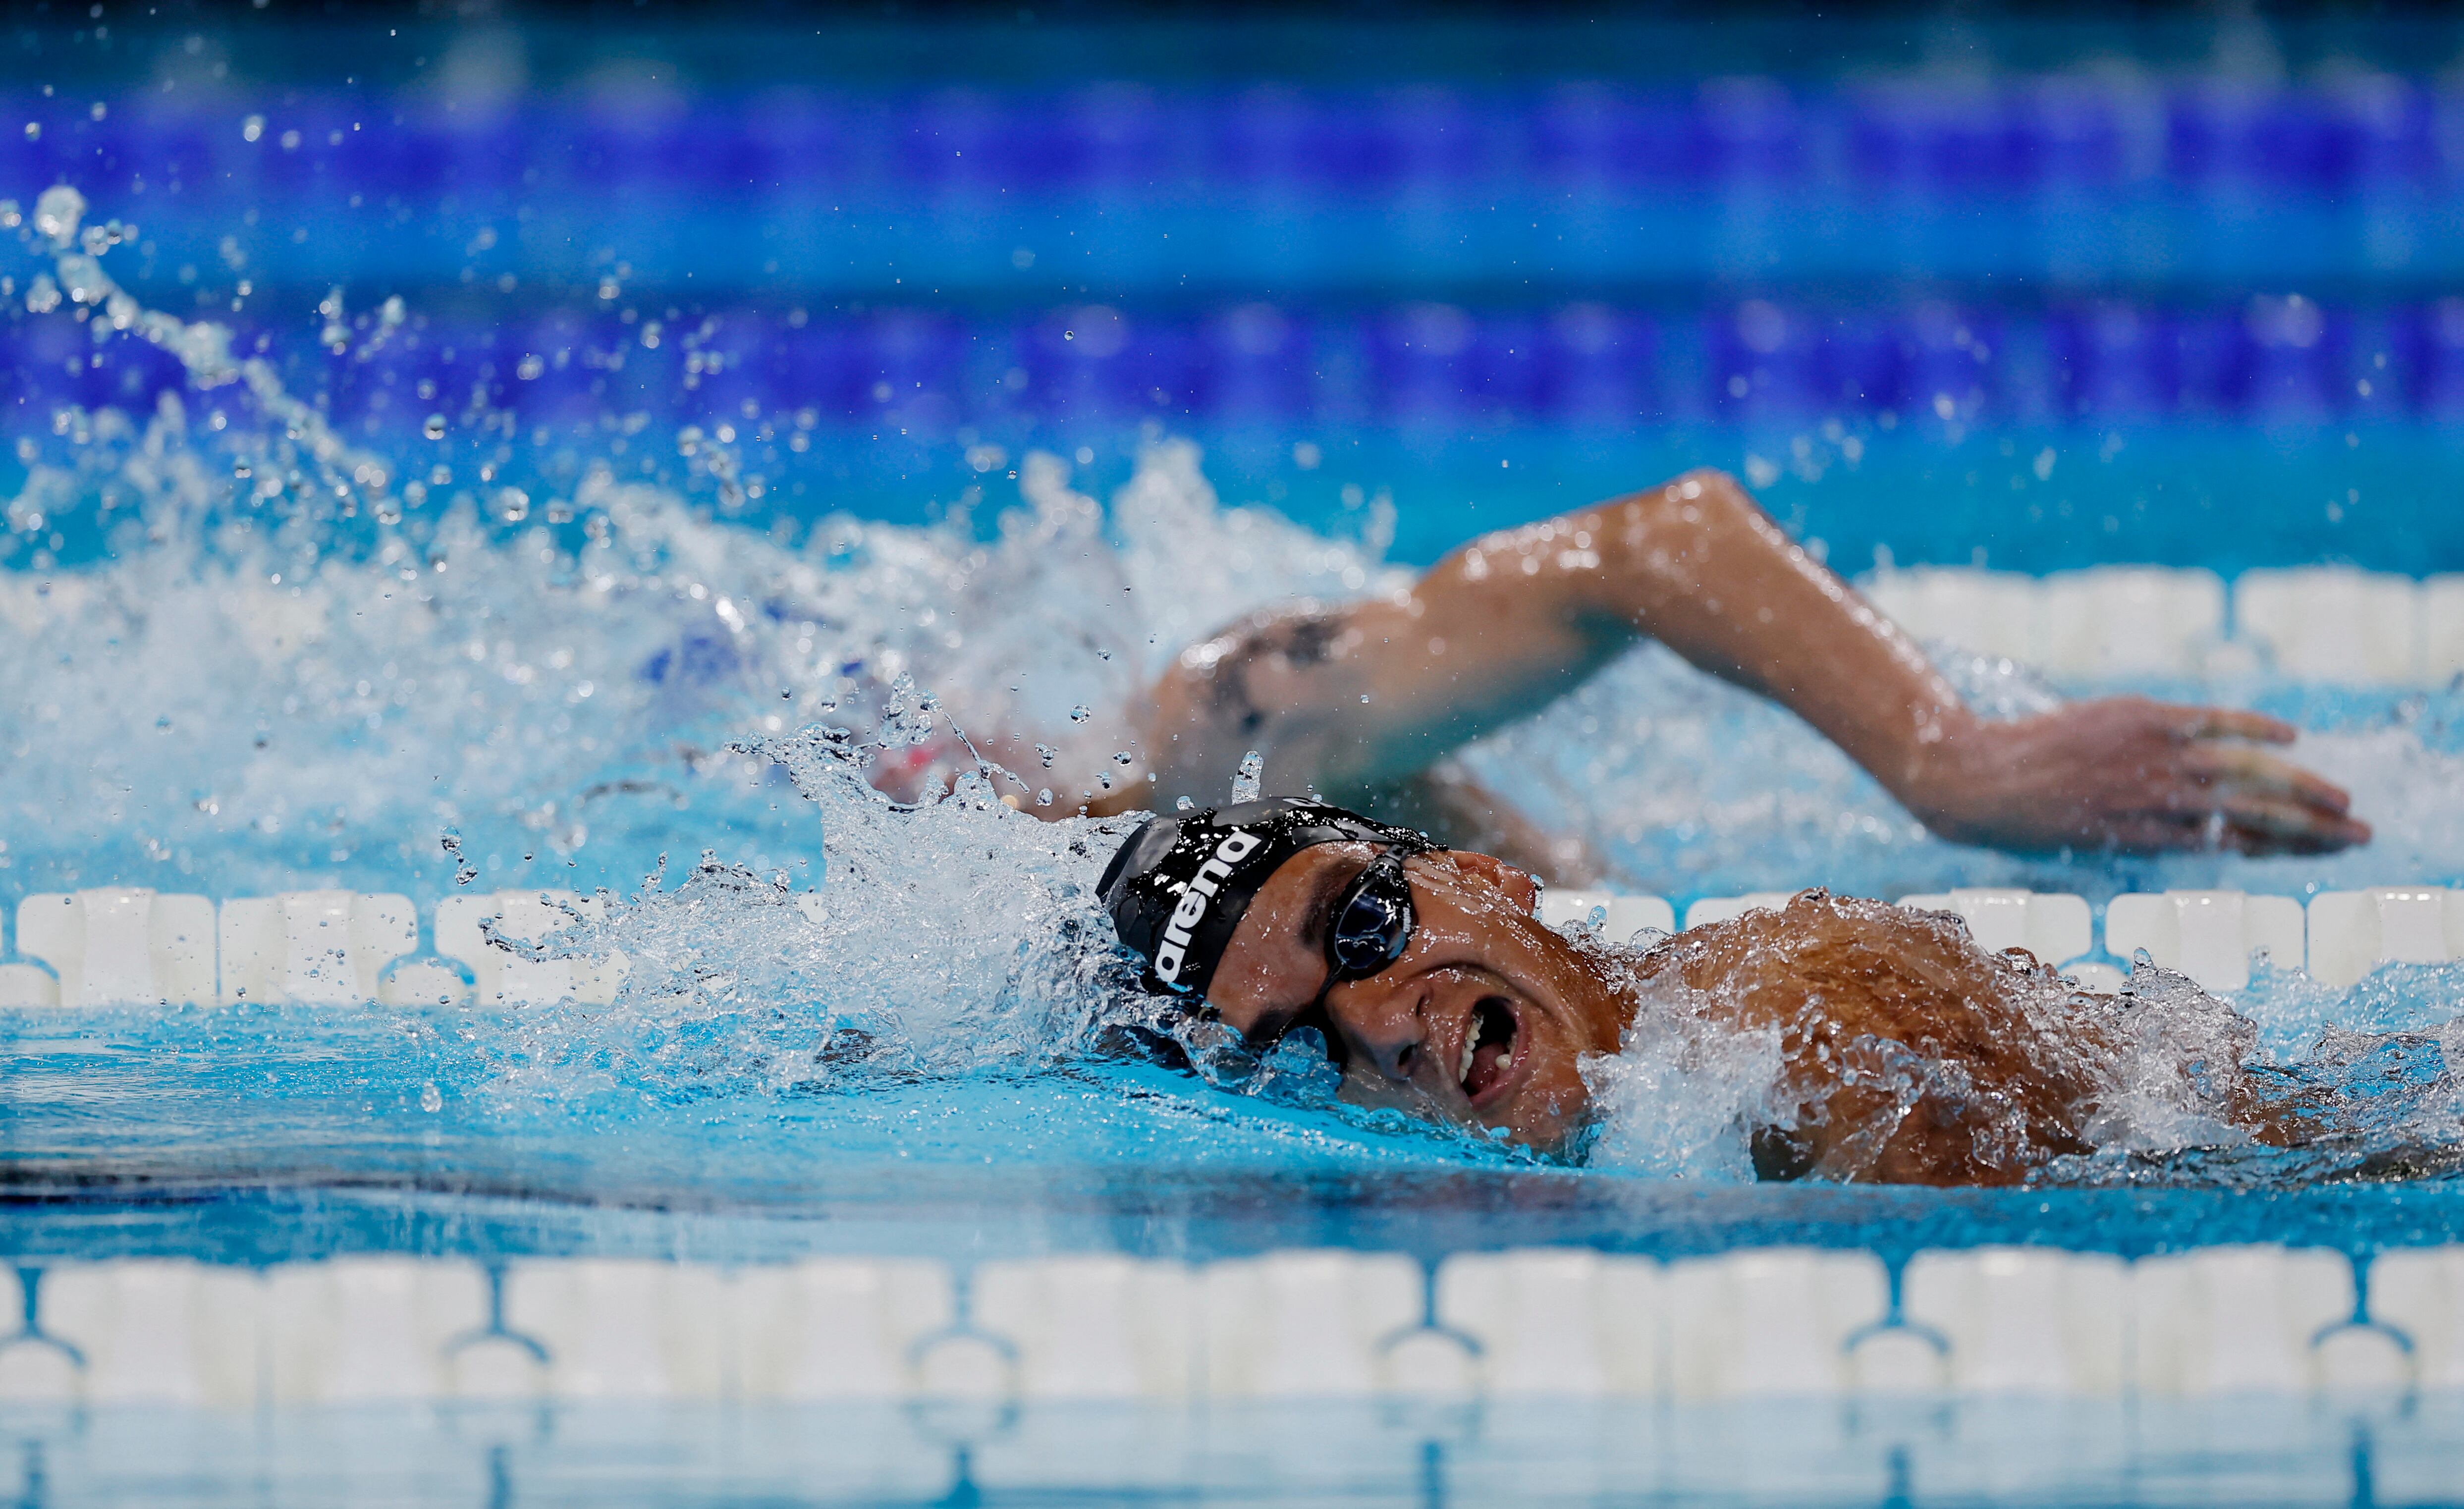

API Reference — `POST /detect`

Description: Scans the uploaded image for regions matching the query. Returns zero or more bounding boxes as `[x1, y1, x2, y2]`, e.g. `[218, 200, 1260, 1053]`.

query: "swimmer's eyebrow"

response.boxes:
[1293, 849, 1371, 953]
[1245, 853, 1367, 1052]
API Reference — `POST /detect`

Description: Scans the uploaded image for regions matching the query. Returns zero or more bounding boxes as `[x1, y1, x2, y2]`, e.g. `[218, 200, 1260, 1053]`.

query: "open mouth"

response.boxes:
[1457, 996, 1519, 1104]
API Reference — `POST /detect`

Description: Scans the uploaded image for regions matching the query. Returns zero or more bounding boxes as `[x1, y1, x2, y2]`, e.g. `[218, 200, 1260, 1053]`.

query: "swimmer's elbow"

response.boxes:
[1604, 468, 1769, 540]
[1668, 468, 1772, 526]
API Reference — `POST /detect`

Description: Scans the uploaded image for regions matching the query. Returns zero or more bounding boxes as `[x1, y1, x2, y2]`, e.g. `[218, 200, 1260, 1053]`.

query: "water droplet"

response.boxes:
[31, 185, 81, 247]
[1231, 750, 1264, 805]
[1034, 742, 1056, 769]
[1113, 750, 1133, 765]
[1069, 705, 1090, 723]
[1035, 788, 1053, 807]
[423, 414, 446, 440]
[242, 113, 264, 143]
[419, 1081, 443, 1113]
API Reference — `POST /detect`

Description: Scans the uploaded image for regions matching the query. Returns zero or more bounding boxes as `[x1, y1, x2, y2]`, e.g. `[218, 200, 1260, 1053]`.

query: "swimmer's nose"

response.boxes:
[1325, 983, 1426, 1084]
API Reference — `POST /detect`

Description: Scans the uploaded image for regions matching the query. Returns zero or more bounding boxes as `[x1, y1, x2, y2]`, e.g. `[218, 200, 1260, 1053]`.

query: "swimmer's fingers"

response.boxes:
[2219, 795, 2373, 855]
[2164, 704, 2300, 745]
[2097, 801, 2369, 856]
[2179, 743, 2354, 814]
[2099, 814, 2221, 854]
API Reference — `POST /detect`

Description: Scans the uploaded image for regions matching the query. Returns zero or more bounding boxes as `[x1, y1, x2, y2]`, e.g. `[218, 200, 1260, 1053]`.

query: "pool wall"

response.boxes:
[4, 1395, 2457, 1507]
[1, 1240, 2457, 1407]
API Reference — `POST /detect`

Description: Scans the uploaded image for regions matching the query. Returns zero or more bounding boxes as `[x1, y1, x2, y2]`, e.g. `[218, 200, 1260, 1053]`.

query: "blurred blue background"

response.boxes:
[11, 2, 2464, 570]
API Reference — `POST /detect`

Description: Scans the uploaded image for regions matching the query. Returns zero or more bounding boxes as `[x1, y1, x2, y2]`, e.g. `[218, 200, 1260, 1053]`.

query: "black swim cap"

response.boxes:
[1098, 797, 1431, 1001]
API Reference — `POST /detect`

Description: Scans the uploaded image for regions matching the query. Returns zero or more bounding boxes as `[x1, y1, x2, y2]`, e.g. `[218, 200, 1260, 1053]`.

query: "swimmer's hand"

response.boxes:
[1902, 698, 2369, 856]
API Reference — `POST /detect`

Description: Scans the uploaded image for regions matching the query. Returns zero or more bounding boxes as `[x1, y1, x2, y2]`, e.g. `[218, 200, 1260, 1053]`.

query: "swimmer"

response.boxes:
[1064, 467, 2366, 874]
[1099, 796, 2301, 1185]
[1065, 468, 2372, 1184]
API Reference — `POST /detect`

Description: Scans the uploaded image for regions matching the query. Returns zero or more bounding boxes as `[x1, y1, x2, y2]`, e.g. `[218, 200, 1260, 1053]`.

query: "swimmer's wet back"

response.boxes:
[1623, 892, 2167, 1186]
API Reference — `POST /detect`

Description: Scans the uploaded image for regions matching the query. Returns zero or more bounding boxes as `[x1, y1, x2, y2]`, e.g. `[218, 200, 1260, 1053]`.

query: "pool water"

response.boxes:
[10, 8, 2464, 1505]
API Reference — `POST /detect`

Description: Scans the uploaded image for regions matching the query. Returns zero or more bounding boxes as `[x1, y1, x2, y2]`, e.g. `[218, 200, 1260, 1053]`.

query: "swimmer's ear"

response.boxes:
[1441, 849, 1540, 915]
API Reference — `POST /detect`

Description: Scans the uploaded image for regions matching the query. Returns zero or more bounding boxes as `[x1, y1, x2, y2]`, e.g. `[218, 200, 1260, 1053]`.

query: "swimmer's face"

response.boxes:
[1205, 843, 1630, 1151]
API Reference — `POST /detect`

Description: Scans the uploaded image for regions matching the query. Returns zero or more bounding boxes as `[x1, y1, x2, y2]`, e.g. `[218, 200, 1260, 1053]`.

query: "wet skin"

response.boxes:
[1091, 470, 2371, 864]
[1205, 842, 1629, 1149]
[1207, 852, 2262, 1183]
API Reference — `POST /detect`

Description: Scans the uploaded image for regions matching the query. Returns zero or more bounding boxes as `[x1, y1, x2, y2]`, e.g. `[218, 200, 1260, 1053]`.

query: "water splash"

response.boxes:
[1230, 749, 1265, 805]
[1581, 895, 2464, 1188]
[9, 194, 2464, 1188]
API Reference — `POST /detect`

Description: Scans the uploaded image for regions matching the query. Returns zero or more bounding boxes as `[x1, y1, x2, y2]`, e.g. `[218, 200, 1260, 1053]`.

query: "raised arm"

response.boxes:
[1105, 469, 2366, 858]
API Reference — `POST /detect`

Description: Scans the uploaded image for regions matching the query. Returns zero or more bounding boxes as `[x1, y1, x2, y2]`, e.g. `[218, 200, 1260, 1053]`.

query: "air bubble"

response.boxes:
[423, 414, 446, 440]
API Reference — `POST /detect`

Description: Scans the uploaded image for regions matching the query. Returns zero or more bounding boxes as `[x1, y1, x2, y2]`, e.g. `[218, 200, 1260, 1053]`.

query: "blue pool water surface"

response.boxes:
[11, 8, 2464, 1504]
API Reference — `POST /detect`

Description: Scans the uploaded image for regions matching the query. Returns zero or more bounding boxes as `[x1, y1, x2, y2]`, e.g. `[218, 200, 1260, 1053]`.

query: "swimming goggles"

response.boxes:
[1319, 839, 1426, 987]
[1271, 836, 1430, 1064]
